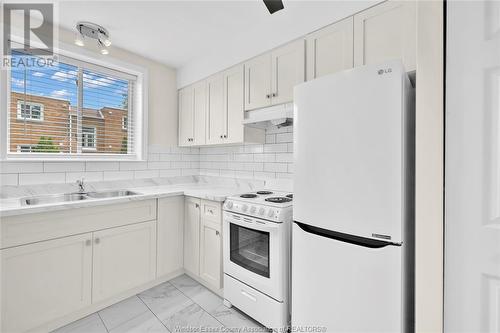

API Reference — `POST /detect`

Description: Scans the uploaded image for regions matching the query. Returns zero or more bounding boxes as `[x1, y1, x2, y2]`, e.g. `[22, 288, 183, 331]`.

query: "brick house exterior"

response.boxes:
[9, 92, 128, 154]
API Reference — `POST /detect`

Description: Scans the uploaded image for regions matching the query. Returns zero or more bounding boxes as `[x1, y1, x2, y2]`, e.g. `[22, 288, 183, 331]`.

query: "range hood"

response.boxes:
[242, 103, 293, 128]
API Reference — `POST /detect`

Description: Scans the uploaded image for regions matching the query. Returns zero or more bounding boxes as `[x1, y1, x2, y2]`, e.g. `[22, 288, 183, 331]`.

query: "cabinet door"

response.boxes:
[200, 219, 222, 289]
[306, 17, 354, 81]
[179, 86, 194, 146]
[354, 0, 416, 71]
[206, 74, 225, 145]
[223, 65, 245, 144]
[92, 222, 157, 302]
[1, 234, 92, 333]
[244, 53, 272, 111]
[193, 81, 207, 146]
[271, 39, 305, 105]
[157, 196, 184, 277]
[184, 197, 201, 276]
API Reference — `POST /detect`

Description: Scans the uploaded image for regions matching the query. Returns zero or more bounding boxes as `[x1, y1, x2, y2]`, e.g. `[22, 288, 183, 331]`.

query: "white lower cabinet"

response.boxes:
[1, 233, 93, 333]
[184, 197, 201, 276]
[92, 221, 157, 303]
[183, 197, 223, 292]
[157, 196, 184, 277]
[200, 219, 222, 289]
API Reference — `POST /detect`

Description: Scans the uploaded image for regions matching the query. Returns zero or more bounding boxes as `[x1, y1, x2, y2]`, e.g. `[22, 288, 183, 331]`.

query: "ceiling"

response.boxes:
[57, 1, 380, 87]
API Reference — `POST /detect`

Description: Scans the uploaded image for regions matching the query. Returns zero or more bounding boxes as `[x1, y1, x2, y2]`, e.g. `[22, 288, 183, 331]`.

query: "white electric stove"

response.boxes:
[222, 190, 293, 331]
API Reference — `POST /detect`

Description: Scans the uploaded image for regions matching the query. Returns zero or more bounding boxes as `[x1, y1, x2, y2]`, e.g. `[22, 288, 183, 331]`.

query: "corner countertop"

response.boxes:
[0, 184, 245, 218]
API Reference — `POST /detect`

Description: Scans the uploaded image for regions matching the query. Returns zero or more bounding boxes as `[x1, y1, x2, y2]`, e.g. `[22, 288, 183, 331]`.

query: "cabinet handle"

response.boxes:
[95, 237, 100, 244]
[195, 203, 200, 208]
[220, 135, 223, 139]
[216, 230, 220, 236]
[223, 135, 227, 138]
[272, 93, 277, 97]
[85, 239, 91, 246]
[266, 94, 270, 99]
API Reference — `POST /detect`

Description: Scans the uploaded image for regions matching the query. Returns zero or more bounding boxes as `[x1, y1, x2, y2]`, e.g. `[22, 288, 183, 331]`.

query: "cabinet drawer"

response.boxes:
[201, 200, 221, 223]
[1, 199, 157, 249]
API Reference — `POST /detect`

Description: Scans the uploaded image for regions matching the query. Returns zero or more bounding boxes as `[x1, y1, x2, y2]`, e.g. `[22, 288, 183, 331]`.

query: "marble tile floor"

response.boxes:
[53, 274, 268, 333]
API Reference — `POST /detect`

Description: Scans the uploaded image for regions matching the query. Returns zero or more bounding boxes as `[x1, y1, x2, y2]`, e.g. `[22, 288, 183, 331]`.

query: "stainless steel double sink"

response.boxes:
[21, 190, 140, 206]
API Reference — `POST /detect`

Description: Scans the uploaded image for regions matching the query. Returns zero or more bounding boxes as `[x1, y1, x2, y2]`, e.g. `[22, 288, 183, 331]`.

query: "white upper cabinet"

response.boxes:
[193, 81, 207, 146]
[271, 39, 306, 105]
[306, 17, 354, 80]
[179, 82, 206, 147]
[354, 0, 417, 71]
[244, 40, 305, 110]
[244, 53, 272, 110]
[223, 65, 245, 144]
[178, 86, 194, 146]
[206, 73, 225, 145]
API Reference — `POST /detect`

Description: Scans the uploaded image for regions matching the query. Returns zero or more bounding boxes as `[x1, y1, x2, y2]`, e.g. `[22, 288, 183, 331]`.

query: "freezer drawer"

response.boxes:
[291, 222, 403, 332]
[224, 274, 288, 330]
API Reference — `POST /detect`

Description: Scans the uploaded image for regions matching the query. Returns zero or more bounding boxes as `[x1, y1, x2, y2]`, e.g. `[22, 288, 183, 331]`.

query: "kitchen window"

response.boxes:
[3, 48, 147, 160]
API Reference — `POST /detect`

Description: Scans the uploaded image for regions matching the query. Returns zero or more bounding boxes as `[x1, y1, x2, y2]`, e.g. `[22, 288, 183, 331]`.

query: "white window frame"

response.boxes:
[16, 101, 44, 121]
[1, 34, 149, 161]
[81, 126, 97, 151]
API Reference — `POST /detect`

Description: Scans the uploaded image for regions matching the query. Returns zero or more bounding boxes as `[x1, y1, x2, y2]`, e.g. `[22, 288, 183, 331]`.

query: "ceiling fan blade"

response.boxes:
[263, 0, 284, 14]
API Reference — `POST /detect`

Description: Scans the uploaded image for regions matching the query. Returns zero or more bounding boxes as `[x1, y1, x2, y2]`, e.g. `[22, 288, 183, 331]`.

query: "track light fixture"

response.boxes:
[75, 22, 111, 54]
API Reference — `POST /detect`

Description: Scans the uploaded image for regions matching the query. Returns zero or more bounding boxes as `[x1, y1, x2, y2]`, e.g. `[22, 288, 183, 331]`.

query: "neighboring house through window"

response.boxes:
[4, 49, 146, 160]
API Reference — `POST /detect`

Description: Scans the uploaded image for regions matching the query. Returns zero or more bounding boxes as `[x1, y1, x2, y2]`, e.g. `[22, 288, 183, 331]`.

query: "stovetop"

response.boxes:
[224, 190, 293, 223]
[228, 190, 293, 208]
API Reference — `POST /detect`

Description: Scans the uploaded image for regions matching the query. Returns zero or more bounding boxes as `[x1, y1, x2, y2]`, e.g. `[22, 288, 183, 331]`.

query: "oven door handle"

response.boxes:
[224, 216, 280, 232]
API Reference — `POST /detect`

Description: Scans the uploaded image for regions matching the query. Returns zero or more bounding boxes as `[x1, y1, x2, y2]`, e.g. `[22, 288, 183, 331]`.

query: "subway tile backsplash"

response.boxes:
[0, 126, 294, 186]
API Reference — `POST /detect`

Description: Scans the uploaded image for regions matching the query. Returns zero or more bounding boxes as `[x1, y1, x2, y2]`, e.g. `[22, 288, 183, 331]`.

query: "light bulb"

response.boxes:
[97, 40, 109, 55]
[74, 33, 84, 46]
[102, 37, 111, 47]
[100, 47, 109, 55]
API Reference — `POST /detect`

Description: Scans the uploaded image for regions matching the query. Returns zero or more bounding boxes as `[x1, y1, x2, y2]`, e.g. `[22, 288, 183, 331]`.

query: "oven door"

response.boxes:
[223, 211, 286, 301]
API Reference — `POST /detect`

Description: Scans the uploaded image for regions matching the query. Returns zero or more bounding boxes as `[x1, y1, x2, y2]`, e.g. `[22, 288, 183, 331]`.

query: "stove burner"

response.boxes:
[286, 194, 293, 199]
[265, 197, 292, 203]
[256, 191, 273, 195]
[240, 194, 258, 198]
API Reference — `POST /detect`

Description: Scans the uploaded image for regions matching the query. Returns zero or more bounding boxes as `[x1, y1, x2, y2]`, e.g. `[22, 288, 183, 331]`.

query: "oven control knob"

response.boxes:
[258, 208, 265, 215]
[250, 206, 256, 214]
[225, 201, 233, 209]
[268, 210, 274, 218]
[241, 204, 248, 212]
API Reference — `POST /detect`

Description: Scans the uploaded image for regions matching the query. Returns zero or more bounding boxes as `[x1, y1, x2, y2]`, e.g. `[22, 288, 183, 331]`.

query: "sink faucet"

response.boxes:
[76, 177, 85, 193]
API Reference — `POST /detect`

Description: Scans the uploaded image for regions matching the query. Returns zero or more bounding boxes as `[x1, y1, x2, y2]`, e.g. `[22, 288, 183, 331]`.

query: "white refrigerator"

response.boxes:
[291, 60, 415, 332]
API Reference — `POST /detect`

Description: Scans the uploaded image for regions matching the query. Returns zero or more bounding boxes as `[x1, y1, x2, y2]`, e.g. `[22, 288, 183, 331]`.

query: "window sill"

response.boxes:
[3, 153, 146, 162]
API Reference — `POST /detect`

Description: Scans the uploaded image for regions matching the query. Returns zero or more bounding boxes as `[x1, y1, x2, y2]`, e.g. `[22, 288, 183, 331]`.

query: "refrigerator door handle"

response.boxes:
[294, 221, 401, 249]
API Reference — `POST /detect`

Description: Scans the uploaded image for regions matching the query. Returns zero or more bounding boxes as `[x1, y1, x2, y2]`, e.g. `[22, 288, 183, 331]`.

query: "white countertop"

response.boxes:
[0, 183, 247, 218]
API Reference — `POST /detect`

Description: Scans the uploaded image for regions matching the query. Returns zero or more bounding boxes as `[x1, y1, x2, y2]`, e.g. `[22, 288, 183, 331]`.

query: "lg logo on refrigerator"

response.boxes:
[378, 68, 392, 75]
